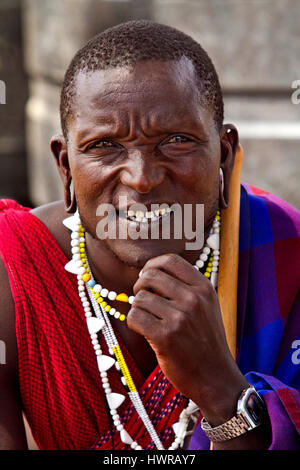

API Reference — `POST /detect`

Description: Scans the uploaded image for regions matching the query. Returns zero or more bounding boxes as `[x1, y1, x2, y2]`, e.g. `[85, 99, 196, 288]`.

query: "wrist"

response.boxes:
[200, 386, 269, 447]
[194, 370, 249, 427]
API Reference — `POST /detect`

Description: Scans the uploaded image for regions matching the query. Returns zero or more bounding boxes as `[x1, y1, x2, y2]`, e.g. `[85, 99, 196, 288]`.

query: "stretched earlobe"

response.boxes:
[64, 176, 77, 214]
[50, 134, 76, 213]
[219, 124, 239, 209]
[219, 167, 229, 209]
[219, 167, 227, 208]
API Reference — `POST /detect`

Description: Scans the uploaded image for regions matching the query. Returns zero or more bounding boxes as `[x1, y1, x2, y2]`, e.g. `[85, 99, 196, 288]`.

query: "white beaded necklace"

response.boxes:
[64, 211, 221, 450]
[64, 211, 221, 322]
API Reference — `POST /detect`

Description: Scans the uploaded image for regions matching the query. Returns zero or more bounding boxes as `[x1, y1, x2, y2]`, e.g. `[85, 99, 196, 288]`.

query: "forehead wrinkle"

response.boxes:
[73, 61, 210, 141]
[75, 110, 130, 141]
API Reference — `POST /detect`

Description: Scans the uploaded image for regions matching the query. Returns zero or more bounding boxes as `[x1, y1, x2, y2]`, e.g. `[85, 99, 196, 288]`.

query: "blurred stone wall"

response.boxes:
[0, 0, 29, 205]
[19, 0, 300, 208]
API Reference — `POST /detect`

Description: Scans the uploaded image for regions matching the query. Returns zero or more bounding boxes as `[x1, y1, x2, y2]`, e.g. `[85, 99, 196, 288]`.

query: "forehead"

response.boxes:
[70, 58, 213, 135]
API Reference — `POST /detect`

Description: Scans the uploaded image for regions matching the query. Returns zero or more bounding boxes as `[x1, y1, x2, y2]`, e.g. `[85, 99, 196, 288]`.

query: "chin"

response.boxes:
[106, 237, 186, 269]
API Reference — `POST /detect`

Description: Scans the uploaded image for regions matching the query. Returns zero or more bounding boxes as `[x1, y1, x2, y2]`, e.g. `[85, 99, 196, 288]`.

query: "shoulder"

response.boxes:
[242, 183, 300, 242]
[0, 198, 72, 261]
[31, 200, 72, 259]
[0, 199, 70, 380]
[31, 199, 67, 229]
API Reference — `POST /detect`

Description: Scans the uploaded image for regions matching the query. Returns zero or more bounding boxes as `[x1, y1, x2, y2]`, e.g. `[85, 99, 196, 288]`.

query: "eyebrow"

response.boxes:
[74, 107, 209, 144]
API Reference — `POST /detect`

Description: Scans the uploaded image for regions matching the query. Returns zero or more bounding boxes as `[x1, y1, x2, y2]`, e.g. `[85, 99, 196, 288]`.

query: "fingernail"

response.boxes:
[139, 269, 143, 278]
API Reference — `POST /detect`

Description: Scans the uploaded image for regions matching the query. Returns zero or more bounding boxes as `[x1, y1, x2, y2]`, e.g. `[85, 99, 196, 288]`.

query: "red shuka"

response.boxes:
[0, 200, 187, 450]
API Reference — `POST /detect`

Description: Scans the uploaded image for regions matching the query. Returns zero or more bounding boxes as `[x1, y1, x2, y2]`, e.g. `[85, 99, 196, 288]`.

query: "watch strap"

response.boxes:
[200, 386, 265, 443]
[201, 414, 249, 442]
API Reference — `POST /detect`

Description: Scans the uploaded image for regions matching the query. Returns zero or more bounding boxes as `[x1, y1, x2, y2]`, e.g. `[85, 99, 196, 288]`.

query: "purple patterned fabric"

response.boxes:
[189, 183, 300, 450]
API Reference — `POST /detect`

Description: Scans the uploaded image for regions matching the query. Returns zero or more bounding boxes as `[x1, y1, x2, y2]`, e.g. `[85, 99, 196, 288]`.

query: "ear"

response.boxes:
[219, 124, 239, 209]
[50, 133, 70, 181]
[50, 134, 76, 213]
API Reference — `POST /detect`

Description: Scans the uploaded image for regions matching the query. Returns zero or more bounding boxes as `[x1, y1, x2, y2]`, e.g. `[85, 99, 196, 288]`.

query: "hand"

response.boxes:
[127, 253, 248, 425]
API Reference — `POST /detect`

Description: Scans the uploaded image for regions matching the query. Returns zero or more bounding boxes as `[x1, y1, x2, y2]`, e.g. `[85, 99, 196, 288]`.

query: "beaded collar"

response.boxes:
[64, 211, 221, 450]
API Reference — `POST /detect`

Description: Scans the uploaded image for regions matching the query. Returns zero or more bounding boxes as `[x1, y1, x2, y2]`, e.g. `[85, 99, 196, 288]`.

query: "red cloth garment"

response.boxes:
[0, 199, 186, 450]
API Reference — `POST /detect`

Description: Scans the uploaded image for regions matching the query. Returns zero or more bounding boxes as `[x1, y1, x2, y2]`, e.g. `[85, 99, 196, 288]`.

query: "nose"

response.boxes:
[120, 148, 165, 194]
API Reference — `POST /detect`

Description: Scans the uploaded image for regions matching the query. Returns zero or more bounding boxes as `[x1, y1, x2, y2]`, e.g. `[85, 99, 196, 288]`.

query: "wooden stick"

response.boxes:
[217, 144, 244, 360]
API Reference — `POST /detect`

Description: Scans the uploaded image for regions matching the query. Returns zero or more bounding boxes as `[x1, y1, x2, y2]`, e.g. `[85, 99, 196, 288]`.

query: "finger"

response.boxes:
[133, 267, 189, 303]
[127, 305, 162, 341]
[140, 253, 207, 287]
[132, 289, 178, 320]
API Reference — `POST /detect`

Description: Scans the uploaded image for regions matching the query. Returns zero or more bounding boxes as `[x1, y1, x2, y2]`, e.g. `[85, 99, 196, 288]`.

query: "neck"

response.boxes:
[84, 225, 212, 294]
[86, 234, 140, 294]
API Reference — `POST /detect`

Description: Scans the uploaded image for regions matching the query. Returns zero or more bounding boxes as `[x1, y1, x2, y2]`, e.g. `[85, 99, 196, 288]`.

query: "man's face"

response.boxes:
[66, 58, 222, 268]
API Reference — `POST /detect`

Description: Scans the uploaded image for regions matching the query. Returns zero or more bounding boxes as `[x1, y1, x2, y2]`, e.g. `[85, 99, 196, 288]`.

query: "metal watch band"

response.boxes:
[200, 386, 265, 443]
[201, 414, 249, 442]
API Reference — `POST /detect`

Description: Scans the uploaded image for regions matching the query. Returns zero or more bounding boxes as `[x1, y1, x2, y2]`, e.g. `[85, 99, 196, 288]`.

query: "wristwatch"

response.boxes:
[201, 386, 267, 443]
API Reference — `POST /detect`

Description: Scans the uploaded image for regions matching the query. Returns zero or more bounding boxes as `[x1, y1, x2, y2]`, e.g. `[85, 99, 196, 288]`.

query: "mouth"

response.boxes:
[118, 203, 173, 224]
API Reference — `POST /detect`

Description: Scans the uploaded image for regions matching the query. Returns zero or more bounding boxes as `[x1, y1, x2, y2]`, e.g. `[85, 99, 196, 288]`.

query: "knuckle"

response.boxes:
[143, 268, 159, 279]
[165, 253, 180, 266]
[133, 289, 149, 304]
[199, 277, 215, 299]
[185, 290, 200, 310]
[127, 306, 140, 328]
[165, 312, 186, 340]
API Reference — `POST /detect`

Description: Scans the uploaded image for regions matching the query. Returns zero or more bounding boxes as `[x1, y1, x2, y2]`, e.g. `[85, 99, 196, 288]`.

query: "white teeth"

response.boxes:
[123, 205, 172, 222]
[135, 210, 144, 218]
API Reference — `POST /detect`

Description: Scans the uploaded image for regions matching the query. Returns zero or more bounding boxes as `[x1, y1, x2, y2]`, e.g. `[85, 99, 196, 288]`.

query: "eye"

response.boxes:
[93, 140, 115, 148]
[85, 139, 122, 153]
[166, 135, 189, 144]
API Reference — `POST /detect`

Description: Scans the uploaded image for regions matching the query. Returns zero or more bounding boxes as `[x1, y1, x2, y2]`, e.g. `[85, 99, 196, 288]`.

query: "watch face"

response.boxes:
[247, 393, 265, 425]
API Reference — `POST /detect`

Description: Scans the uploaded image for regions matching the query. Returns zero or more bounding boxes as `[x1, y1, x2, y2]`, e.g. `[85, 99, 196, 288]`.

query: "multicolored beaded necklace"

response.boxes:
[64, 210, 220, 322]
[64, 210, 221, 450]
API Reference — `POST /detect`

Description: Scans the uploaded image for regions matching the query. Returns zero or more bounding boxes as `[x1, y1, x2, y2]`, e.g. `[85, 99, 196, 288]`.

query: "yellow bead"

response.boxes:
[216, 215, 221, 221]
[80, 248, 85, 253]
[81, 258, 86, 263]
[116, 293, 129, 302]
[82, 273, 91, 283]
[204, 272, 210, 278]
[101, 301, 107, 308]
[97, 297, 104, 303]
[105, 305, 111, 312]
[79, 242, 85, 248]
[208, 262, 212, 267]
[119, 314, 126, 321]
[94, 293, 100, 299]
[206, 267, 212, 273]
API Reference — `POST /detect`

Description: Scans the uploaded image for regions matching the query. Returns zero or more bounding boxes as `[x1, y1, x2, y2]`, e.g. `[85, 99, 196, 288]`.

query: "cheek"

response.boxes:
[177, 155, 219, 200]
[70, 158, 108, 200]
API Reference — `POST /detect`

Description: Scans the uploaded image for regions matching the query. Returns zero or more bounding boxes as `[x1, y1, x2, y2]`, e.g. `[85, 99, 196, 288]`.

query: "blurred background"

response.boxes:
[0, 0, 299, 450]
[0, 0, 299, 210]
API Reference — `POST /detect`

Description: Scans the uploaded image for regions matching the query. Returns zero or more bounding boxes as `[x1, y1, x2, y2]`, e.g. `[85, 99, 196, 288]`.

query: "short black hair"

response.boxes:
[60, 20, 224, 138]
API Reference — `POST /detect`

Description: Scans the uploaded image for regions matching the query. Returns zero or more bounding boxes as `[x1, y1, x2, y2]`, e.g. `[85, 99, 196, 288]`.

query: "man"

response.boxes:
[0, 20, 299, 450]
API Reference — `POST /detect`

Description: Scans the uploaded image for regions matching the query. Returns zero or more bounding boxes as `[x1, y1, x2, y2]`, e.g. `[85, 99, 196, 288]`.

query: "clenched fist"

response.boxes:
[127, 253, 249, 427]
